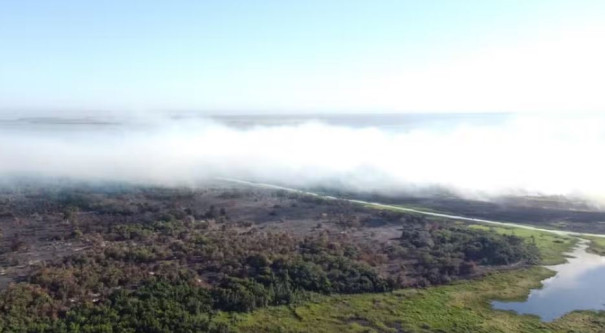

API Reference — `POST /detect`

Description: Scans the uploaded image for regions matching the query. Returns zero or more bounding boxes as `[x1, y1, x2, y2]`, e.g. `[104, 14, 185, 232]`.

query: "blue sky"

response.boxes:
[1, 1, 604, 114]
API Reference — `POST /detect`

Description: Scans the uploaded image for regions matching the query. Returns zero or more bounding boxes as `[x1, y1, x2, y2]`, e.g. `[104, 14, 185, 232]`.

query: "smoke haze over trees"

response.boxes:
[1, 113, 604, 205]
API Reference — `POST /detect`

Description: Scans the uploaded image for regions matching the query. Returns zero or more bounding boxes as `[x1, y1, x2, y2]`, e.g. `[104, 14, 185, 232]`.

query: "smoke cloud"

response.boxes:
[1, 113, 604, 204]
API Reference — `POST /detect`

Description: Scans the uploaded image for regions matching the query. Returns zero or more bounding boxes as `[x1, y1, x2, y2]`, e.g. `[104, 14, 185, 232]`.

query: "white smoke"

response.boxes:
[1, 113, 604, 204]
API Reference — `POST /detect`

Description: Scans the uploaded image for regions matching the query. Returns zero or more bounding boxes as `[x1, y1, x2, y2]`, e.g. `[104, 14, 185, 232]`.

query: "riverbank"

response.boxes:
[493, 239, 605, 321]
[217, 226, 605, 333]
[218, 266, 605, 333]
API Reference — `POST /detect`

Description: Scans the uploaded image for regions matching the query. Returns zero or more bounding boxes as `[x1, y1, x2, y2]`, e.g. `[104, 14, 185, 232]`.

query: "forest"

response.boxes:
[0, 182, 540, 332]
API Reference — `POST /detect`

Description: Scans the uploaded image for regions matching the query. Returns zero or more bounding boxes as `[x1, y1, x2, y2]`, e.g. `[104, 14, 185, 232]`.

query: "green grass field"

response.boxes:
[468, 224, 577, 265]
[583, 236, 605, 256]
[470, 224, 605, 263]
[216, 266, 605, 333]
[215, 225, 605, 333]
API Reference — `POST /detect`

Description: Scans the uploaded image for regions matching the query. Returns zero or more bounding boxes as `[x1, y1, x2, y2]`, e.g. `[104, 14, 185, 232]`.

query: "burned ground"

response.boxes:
[310, 188, 605, 234]
[0, 181, 540, 332]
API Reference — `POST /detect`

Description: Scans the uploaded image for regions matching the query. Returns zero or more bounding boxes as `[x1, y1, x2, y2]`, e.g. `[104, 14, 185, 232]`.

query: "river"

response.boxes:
[492, 239, 605, 321]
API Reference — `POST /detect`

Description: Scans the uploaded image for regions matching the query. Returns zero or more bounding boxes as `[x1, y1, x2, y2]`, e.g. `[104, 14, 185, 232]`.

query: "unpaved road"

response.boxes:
[221, 178, 605, 238]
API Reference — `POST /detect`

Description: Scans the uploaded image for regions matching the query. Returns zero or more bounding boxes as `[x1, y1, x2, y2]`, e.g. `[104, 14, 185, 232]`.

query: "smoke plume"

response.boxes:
[1, 113, 604, 204]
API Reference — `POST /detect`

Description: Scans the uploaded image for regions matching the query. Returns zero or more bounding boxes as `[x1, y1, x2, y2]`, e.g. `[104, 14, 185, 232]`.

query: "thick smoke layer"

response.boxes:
[1, 114, 604, 203]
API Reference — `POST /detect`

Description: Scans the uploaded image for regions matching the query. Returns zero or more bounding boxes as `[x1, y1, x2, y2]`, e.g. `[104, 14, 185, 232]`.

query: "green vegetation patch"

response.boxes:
[220, 267, 605, 333]
[468, 225, 576, 265]
[218, 225, 599, 333]
[584, 236, 605, 256]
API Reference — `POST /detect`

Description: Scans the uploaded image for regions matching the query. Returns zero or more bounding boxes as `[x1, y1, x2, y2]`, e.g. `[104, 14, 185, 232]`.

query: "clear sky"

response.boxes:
[1, 1, 604, 114]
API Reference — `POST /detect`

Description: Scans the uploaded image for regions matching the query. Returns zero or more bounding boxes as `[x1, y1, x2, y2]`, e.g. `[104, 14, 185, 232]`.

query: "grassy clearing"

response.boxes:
[216, 267, 605, 333]
[584, 236, 605, 256]
[215, 225, 603, 333]
[468, 224, 576, 265]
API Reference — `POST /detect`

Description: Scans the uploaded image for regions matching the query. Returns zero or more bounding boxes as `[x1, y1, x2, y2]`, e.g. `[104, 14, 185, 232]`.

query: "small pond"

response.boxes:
[492, 239, 605, 321]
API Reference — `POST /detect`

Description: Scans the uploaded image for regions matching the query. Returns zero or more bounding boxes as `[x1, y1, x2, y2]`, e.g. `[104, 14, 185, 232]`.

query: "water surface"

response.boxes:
[492, 240, 605, 321]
